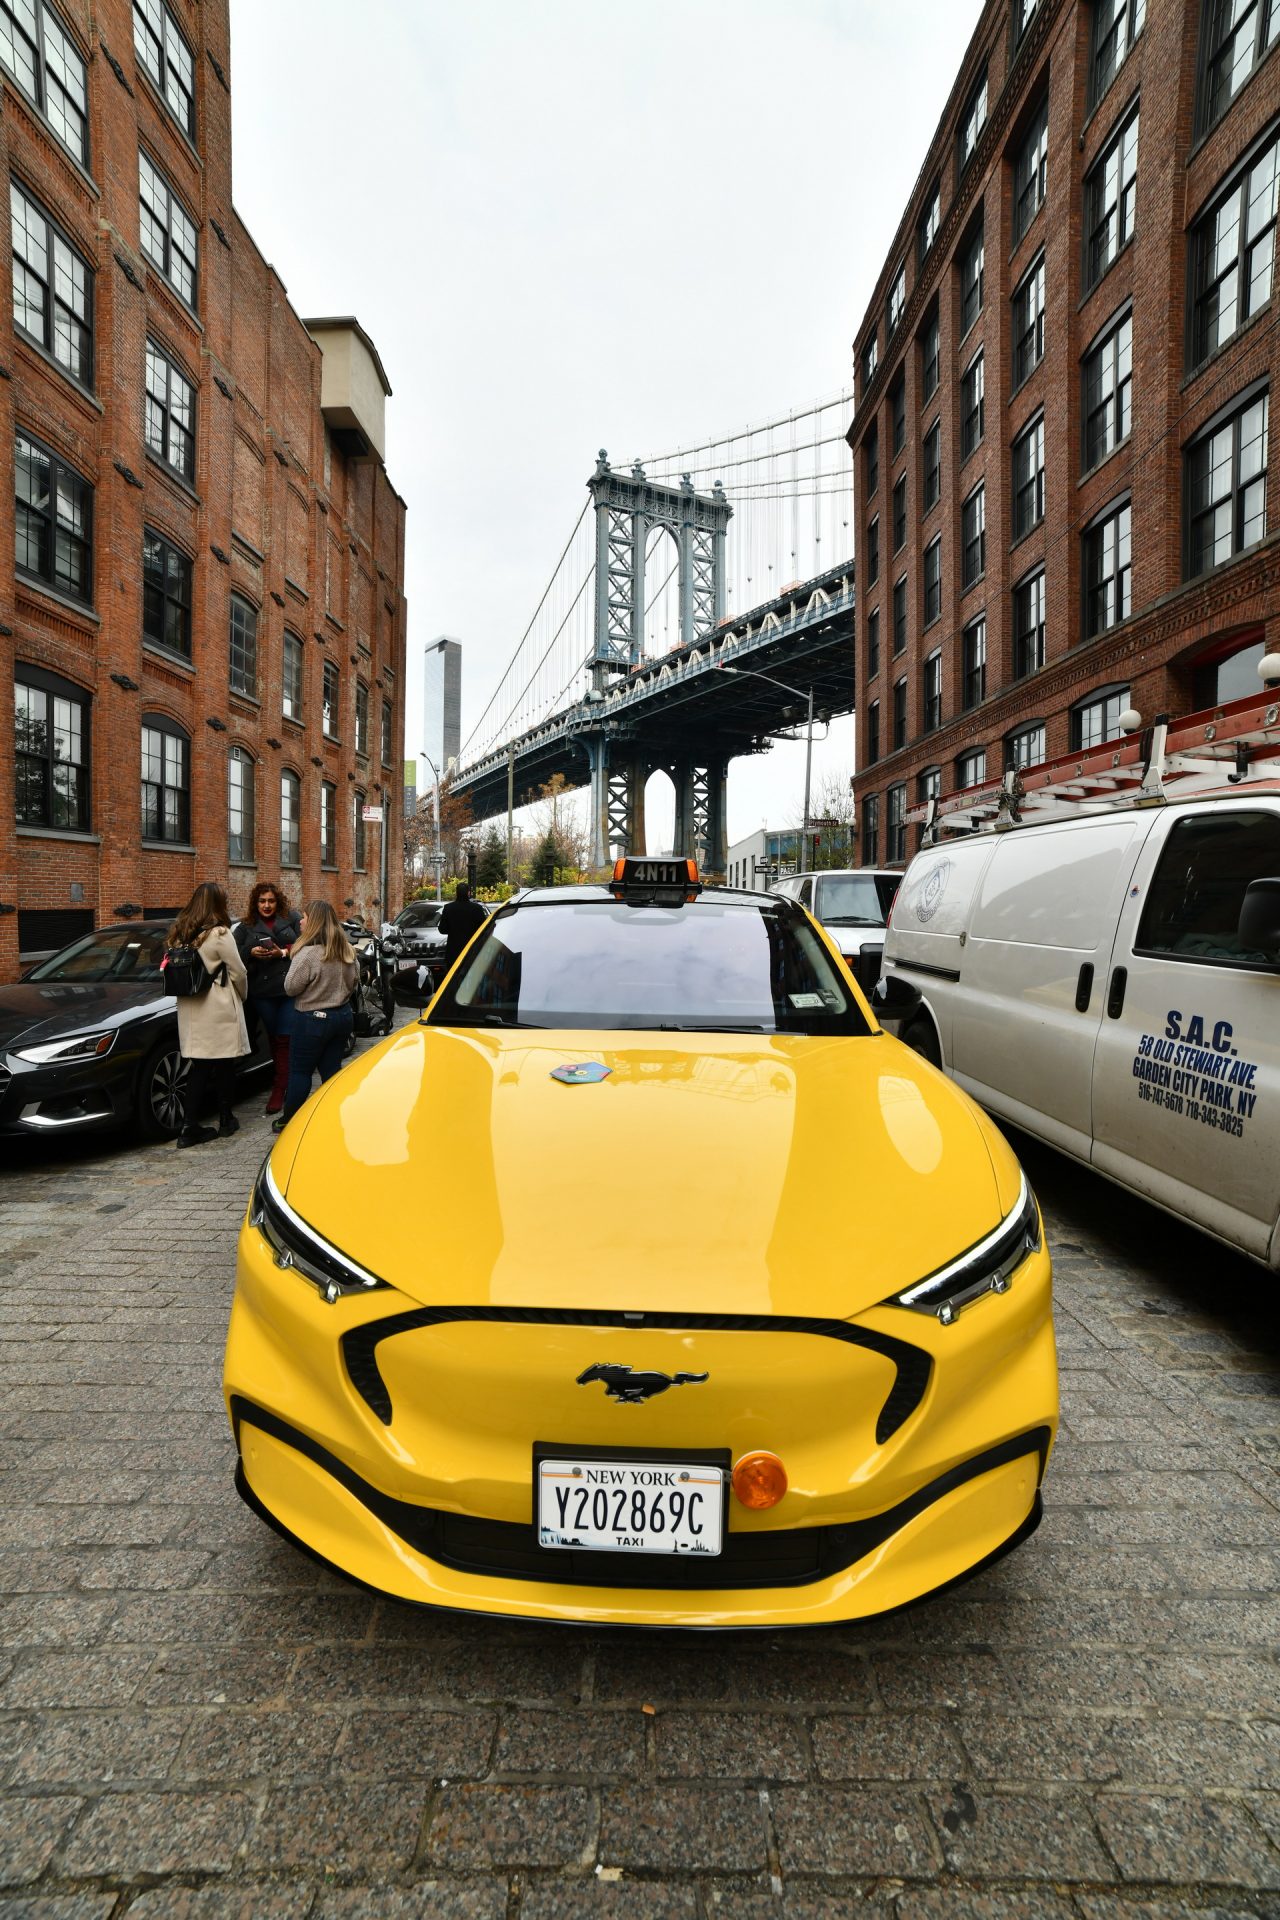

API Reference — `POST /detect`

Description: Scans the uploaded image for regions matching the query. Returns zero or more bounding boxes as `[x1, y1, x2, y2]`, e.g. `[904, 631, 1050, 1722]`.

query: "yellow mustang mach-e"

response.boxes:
[225, 858, 1056, 1627]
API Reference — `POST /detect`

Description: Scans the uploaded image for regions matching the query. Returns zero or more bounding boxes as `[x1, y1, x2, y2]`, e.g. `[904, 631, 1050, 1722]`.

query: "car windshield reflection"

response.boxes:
[26, 926, 168, 984]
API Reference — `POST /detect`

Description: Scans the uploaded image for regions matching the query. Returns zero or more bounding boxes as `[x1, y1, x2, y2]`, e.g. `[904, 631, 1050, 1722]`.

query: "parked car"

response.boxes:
[881, 790, 1280, 1268]
[771, 868, 901, 997]
[0, 921, 269, 1142]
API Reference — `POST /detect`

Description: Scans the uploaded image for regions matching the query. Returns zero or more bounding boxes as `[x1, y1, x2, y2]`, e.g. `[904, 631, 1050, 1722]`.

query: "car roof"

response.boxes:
[505, 883, 786, 908]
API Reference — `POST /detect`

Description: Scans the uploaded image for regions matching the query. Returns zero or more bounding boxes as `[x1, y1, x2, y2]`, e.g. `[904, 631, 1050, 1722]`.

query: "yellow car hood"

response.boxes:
[281, 1025, 1016, 1321]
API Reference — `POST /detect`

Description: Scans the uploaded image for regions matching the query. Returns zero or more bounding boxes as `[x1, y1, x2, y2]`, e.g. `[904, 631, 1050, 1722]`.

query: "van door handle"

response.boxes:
[1107, 966, 1128, 1018]
[1075, 963, 1094, 1012]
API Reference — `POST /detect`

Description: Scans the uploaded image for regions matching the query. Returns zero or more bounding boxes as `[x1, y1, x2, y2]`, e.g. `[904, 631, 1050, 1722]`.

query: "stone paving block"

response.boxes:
[425, 1783, 594, 1869]
[0, 1596, 117, 1648]
[870, 1650, 1016, 1712]
[810, 1711, 964, 1782]
[598, 1783, 766, 1872]
[139, 1647, 296, 1706]
[1094, 1791, 1280, 1887]
[0, 1897, 117, 1918]
[59, 1787, 253, 1875]
[331, 1706, 497, 1778]
[771, 1783, 937, 1876]
[175, 1708, 344, 1780]
[105, 1591, 375, 1647]
[653, 1710, 809, 1780]
[1075, 1899, 1263, 1920]
[78, 1547, 213, 1590]
[1, 1647, 155, 1709]
[929, 1785, 1118, 1881]
[0, 1794, 85, 1887]
[12, 1708, 188, 1784]
[520, 1885, 700, 1920]
[495, 1708, 644, 1777]
[704, 1897, 892, 1920]
[1135, 1652, 1280, 1714]
[593, 1645, 873, 1710]
[998, 1648, 1160, 1711]
[248, 1780, 427, 1873]
[312, 1886, 507, 1919]
[124, 1890, 316, 1917]
[896, 1893, 1079, 1920]
[289, 1642, 583, 1708]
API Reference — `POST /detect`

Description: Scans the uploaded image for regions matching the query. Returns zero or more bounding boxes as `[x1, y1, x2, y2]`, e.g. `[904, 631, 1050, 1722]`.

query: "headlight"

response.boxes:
[886, 1174, 1041, 1325]
[249, 1158, 388, 1304]
[14, 1030, 117, 1066]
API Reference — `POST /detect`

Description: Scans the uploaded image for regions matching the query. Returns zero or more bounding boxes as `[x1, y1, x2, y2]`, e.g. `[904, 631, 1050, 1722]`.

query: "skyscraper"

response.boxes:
[424, 637, 462, 780]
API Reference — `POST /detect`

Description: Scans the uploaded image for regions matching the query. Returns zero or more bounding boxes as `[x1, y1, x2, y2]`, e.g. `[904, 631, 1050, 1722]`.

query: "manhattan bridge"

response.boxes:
[452, 391, 857, 873]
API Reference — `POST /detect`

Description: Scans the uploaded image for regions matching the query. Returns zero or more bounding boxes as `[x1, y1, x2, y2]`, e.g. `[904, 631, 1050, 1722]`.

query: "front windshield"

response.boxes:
[27, 925, 167, 983]
[398, 906, 442, 929]
[429, 899, 871, 1035]
[816, 874, 893, 926]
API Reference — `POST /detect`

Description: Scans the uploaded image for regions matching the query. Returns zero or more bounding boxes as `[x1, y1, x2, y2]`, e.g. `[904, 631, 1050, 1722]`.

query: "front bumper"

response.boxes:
[0, 1054, 135, 1137]
[225, 1212, 1057, 1628]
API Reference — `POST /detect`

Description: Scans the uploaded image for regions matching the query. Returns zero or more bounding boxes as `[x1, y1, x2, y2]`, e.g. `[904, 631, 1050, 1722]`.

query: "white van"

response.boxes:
[879, 783, 1280, 1269]
[771, 868, 901, 997]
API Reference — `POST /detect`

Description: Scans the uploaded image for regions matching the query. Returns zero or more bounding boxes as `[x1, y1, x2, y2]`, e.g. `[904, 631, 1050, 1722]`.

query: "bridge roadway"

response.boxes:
[453, 560, 855, 852]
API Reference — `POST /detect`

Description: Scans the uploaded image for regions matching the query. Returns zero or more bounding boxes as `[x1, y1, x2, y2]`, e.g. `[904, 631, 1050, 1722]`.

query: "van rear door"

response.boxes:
[1090, 804, 1280, 1263]
[950, 815, 1150, 1158]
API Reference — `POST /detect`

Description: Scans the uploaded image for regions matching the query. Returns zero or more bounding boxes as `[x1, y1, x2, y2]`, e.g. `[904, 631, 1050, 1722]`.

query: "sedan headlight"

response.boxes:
[886, 1174, 1041, 1325]
[13, 1030, 117, 1066]
[249, 1158, 388, 1304]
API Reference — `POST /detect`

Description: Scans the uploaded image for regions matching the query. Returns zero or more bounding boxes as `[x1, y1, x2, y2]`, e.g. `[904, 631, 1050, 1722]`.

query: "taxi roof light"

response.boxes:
[609, 855, 702, 904]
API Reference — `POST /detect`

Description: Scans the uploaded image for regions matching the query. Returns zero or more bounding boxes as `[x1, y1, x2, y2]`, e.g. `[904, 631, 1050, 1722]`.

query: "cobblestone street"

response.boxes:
[1, 1062, 1277, 1919]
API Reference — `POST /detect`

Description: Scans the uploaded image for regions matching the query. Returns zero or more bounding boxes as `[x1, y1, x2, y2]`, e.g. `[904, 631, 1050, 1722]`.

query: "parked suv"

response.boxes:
[772, 868, 900, 997]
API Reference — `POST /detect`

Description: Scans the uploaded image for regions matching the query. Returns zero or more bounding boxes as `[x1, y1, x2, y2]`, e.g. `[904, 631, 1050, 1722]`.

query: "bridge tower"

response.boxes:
[582, 453, 732, 872]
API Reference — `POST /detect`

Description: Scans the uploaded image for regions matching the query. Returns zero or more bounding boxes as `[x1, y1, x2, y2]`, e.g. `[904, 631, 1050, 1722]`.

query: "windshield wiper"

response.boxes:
[653, 1022, 768, 1033]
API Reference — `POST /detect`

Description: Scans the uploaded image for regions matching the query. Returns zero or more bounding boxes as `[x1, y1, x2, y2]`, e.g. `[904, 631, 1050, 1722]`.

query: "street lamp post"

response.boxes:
[717, 664, 816, 875]
[419, 751, 442, 900]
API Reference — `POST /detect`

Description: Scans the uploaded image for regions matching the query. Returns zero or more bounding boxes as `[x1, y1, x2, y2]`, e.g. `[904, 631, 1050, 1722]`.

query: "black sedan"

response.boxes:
[0, 922, 268, 1143]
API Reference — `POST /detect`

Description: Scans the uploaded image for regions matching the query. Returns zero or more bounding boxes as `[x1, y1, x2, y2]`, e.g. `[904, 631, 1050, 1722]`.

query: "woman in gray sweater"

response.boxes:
[275, 901, 359, 1132]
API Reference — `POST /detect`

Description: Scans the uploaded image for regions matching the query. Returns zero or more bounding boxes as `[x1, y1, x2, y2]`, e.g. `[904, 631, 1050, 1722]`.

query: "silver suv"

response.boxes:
[771, 868, 900, 996]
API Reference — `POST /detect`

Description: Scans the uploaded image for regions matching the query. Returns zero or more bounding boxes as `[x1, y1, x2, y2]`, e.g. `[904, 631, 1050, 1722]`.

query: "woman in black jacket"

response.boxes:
[235, 880, 301, 1115]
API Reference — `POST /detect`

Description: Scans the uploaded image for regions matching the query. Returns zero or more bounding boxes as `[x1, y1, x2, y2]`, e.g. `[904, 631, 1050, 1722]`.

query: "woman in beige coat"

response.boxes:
[168, 883, 249, 1147]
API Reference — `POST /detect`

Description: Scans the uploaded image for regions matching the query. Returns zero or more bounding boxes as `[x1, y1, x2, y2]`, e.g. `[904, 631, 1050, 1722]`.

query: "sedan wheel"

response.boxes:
[138, 1043, 190, 1140]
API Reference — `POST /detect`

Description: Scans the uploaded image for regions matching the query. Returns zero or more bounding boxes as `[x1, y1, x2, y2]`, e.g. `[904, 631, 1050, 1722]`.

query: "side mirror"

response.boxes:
[871, 973, 923, 1023]
[1237, 877, 1280, 962]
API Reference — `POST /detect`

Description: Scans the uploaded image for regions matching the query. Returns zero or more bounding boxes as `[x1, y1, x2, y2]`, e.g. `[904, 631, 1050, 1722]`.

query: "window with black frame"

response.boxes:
[918, 180, 940, 268]
[355, 680, 370, 757]
[1072, 682, 1130, 751]
[1090, 0, 1146, 109]
[133, 0, 195, 137]
[864, 423, 879, 498]
[893, 676, 908, 750]
[958, 745, 986, 789]
[0, 0, 88, 163]
[1084, 105, 1139, 290]
[1185, 386, 1268, 578]
[1083, 308, 1133, 469]
[229, 595, 258, 697]
[886, 783, 907, 863]
[923, 418, 942, 512]
[138, 151, 197, 307]
[957, 68, 987, 176]
[921, 307, 940, 402]
[15, 664, 89, 831]
[1188, 128, 1278, 370]
[922, 650, 942, 732]
[867, 698, 881, 765]
[1083, 498, 1132, 636]
[892, 575, 907, 653]
[960, 220, 985, 334]
[322, 658, 340, 737]
[382, 696, 393, 765]
[891, 373, 905, 455]
[141, 716, 189, 843]
[893, 475, 907, 551]
[283, 632, 304, 721]
[1198, 0, 1278, 137]
[1013, 414, 1046, 537]
[1014, 569, 1046, 676]
[866, 513, 879, 586]
[10, 182, 92, 385]
[867, 606, 881, 681]
[1014, 97, 1049, 243]
[142, 528, 191, 658]
[1137, 811, 1280, 965]
[962, 484, 986, 587]
[1007, 721, 1046, 770]
[353, 790, 366, 870]
[862, 333, 878, 390]
[228, 746, 255, 863]
[144, 339, 195, 481]
[887, 261, 906, 337]
[862, 793, 880, 865]
[962, 616, 986, 710]
[918, 766, 941, 845]
[281, 769, 301, 866]
[16, 431, 91, 603]
[321, 778, 337, 867]
[961, 350, 985, 460]
[1012, 254, 1046, 390]
[923, 537, 942, 626]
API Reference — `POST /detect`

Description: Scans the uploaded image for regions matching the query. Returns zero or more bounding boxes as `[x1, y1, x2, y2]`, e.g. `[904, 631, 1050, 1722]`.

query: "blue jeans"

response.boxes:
[282, 1005, 353, 1122]
[248, 994, 294, 1045]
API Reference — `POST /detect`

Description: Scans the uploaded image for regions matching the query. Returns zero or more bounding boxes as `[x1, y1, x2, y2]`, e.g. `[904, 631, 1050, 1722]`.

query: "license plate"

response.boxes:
[537, 1457, 723, 1556]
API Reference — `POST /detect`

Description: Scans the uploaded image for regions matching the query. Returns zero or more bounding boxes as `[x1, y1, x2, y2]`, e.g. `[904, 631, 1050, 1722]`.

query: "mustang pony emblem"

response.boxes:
[577, 1362, 710, 1404]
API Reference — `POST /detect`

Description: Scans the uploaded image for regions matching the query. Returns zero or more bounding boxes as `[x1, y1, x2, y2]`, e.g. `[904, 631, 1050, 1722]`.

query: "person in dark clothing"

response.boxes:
[235, 880, 302, 1115]
[438, 884, 487, 966]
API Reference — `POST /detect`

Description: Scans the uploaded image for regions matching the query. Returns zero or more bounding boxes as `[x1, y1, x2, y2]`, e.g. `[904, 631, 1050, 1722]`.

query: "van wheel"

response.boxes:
[137, 1040, 190, 1140]
[900, 1016, 942, 1069]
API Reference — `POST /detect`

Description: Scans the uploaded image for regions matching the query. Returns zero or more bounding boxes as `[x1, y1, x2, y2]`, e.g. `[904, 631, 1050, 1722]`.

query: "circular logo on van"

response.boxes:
[913, 858, 953, 924]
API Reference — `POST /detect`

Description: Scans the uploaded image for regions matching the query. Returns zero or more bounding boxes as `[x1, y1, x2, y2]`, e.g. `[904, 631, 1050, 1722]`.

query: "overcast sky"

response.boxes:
[228, 0, 980, 855]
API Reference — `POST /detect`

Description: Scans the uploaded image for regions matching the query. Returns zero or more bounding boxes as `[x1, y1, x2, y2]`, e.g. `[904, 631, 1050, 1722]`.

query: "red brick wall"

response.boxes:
[849, 0, 1280, 863]
[0, 0, 408, 977]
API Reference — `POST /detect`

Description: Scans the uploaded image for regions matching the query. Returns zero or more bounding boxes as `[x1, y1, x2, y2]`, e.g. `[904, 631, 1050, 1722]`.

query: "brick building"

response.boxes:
[849, 0, 1278, 866]
[1, 0, 407, 979]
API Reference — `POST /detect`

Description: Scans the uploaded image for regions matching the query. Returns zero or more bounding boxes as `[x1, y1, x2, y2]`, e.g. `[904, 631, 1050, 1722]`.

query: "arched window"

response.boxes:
[141, 714, 190, 843]
[228, 746, 255, 864]
[15, 663, 91, 831]
[280, 769, 301, 868]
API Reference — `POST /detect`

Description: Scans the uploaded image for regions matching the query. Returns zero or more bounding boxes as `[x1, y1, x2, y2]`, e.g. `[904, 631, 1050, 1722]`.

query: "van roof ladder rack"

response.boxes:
[911, 693, 1280, 841]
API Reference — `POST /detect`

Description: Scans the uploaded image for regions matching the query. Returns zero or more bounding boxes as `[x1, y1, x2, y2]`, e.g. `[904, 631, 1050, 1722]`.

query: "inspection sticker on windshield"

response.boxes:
[789, 992, 826, 1009]
[551, 1062, 611, 1085]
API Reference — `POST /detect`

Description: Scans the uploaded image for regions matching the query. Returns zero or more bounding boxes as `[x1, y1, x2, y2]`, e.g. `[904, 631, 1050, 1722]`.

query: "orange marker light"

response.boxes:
[731, 1450, 788, 1511]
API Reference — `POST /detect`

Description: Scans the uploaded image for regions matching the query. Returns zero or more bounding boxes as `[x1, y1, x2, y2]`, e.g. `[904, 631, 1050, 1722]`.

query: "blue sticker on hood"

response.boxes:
[551, 1061, 611, 1084]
